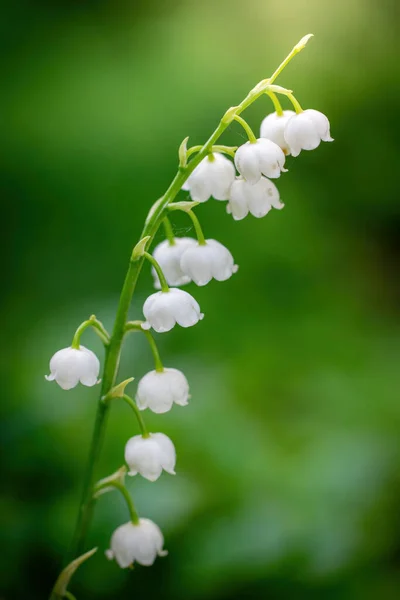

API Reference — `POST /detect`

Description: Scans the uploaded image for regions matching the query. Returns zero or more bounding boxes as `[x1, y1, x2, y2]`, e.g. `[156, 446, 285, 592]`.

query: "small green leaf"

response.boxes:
[106, 377, 134, 400]
[131, 236, 151, 260]
[50, 548, 98, 600]
[221, 105, 239, 124]
[178, 136, 189, 168]
[93, 466, 128, 498]
[168, 201, 200, 213]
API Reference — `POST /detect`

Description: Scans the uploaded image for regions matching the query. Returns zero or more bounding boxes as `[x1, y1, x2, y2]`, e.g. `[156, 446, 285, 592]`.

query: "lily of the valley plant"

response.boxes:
[48, 34, 333, 599]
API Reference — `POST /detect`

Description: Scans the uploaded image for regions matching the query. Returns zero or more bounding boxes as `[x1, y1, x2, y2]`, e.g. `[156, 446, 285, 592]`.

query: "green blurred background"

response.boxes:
[2, 0, 399, 598]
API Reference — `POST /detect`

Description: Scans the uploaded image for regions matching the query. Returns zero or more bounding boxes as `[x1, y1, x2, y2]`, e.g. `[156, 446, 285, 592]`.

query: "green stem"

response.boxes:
[94, 480, 140, 525]
[265, 91, 284, 116]
[268, 34, 313, 84]
[143, 330, 164, 372]
[186, 144, 237, 159]
[287, 92, 303, 114]
[65, 35, 311, 569]
[71, 316, 110, 349]
[187, 210, 206, 245]
[163, 217, 175, 245]
[143, 251, 169, 293]
[233, 115, 257, 143]
[124, 321, 164, 372]
[64, 593, 77, 600]
[122, 394, 149, 437]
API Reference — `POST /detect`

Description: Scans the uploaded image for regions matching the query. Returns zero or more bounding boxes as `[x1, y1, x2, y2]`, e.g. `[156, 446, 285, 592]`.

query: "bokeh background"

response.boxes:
[2, 0, 399, 598]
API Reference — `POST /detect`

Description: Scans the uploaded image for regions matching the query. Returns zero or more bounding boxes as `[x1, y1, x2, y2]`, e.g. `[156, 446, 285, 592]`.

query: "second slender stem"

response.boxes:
[143, 251, 169, 292]
[187, 210, 206, 245]
[163, 217, 175, 245]
[122, 394, 149, 437]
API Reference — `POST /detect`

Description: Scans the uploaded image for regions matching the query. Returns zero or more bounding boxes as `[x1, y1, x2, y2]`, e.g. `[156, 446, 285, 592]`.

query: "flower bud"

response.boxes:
[182, 153, 236, 202]
[136, 368, 190, 413]
[45, 346, 100, 390]
[152, 238, 196, 289]
[125, 432, 176, 481]
[228, 176, 284, 220]
[234, 139, 287, 184]
[260, 110, 295, 155]
[284, 109, 333, 157]
[180, 239, 238, 286]
[106, 519, 167, 568]
[142, 288, 204, 333]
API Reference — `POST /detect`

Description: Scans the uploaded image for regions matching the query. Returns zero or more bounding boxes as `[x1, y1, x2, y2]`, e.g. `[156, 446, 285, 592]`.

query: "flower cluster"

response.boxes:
[47, 35, 334, 592]
[183, 109, 332, 221]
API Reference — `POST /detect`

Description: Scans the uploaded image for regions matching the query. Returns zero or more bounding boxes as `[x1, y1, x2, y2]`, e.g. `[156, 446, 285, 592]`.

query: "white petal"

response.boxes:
[305, 109, 334, 142]
[284, 112, 322, 155]
[109, 522, 137, 568]
[151, 432, 176, 475]
[228, 179, 250, 221]
[207, 154, 236, 200]
[188, 177, 213, 203]
[248, 177, 283, 218]
[152, 237, 195, 288]
[180, 241, 237, 285]
[234, 143, 261, 185]
[124, 436, 164, 482]
[260, 110, 295, 154]
[257, 138, 286, 179]
[136, 368, 189, 414]
[180, 245, 213, 286]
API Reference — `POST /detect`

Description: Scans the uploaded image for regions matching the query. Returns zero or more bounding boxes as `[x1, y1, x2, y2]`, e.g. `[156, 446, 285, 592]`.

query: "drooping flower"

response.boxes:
[125, 432, 176, 481]
[284, 109, 333, 157]
[142, 288, 203, 333]
[182, 152, 236, 202]
[227, 176, 284, 221]
[45, 346, 100, 390]
[136, 368, 190, 413]
[180, 239, 238, 286]
[260, 110, 295, 155]
[106, 519, 167, 568]
[234, 138, 287, 184]
[151, 237, 196, 289]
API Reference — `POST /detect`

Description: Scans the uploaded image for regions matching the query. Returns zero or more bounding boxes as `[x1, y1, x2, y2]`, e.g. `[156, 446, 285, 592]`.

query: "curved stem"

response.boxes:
[143, 330, 164, 372]
[287, 93, 303, 114]
[163, 217, 175, 245]
[71, 316, 110, 349]
[65, 35, 311, 569]
[233, 115, 257, 143]
[94, 480, 140, 525]
[265, 91, 284, 116]
[143, 252, 169, 293]
[124, 321, 164, 372]
[121, 394, 149, 437]
[187, 210, 206, 245]
[187, 144, 237, 159]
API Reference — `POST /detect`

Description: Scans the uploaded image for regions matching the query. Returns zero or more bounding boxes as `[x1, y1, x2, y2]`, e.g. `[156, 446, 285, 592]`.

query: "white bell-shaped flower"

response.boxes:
[142, 288, 203, 333]
[234, 138, 287, 184]
[284, 109, 333, 157]
[182, 152, 236, 202]
[106, 518, 167, 568]
[260, 110, 295, 155]
[180, 239, 238, 286]
[151, 237, 196, 289]
[125, 432, 176, 481]
[227, 176, 284, 221]
[136, 368, 190, 413]
[45, 346, 100, 390]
